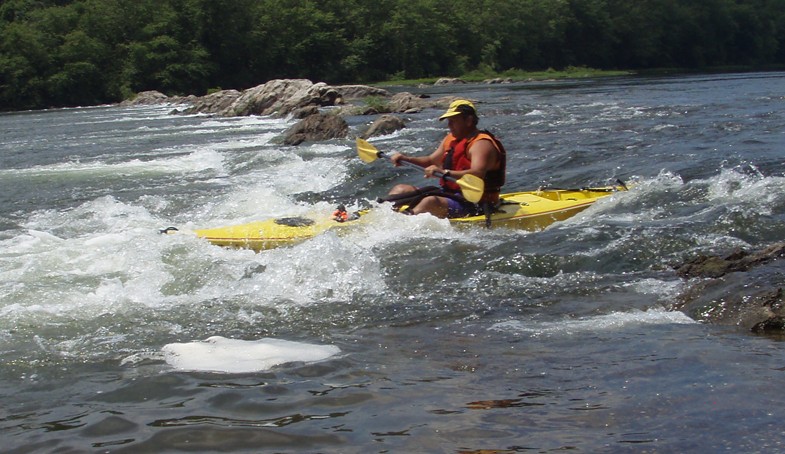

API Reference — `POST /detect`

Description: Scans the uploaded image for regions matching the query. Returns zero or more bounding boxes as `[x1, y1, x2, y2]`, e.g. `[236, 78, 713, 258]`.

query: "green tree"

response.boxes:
[0, 21, 53, 109]
[118, 0, 214, 96]
[2, 0, 785, 110]
[47, 30, 109, 105]
[191, 0, 259, 89]
[378, 0, 459, 78]
[725, 1, 780, 65]
[249, 0, 355, 82]
[564, 0, 617, 68]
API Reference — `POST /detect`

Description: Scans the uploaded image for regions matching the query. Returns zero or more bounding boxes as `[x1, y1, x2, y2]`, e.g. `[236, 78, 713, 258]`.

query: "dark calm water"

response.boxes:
[2, 72, 785, 453]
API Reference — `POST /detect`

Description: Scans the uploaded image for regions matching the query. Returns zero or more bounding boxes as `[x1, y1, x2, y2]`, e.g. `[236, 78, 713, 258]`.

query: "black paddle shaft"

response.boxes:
[378, 151, 457, 183]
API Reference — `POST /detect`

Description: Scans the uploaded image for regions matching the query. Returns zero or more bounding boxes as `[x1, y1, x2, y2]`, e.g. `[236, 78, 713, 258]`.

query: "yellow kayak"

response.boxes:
[450, 185, 625, 230]
[162, 185, 625, 252]
[201, 217, 343, 250]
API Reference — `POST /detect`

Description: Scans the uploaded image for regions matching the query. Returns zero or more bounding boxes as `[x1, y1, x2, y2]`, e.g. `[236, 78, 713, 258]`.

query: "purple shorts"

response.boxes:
[446, 197, 476, 218]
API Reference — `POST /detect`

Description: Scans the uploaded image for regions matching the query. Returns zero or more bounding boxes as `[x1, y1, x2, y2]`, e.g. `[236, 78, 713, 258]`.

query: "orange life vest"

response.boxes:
[440, 131, 506, 196]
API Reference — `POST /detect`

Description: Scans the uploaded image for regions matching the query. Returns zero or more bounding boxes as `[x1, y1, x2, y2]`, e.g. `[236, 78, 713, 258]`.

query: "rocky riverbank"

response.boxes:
[121, 79, 462, 144]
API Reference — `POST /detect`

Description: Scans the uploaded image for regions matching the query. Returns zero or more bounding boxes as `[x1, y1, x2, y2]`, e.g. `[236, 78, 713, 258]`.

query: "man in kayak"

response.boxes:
[386, 99, 507, 218]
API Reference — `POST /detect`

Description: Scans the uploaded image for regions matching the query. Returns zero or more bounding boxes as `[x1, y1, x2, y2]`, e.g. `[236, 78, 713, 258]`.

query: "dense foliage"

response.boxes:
[2, 0, 784, 110]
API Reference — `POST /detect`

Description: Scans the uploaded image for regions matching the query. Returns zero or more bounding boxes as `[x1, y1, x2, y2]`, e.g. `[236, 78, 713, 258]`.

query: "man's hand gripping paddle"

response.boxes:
[356, 138, 484, 203]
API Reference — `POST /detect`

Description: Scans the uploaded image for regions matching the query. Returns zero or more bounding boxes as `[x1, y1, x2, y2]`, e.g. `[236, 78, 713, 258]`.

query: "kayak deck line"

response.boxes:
[497, 200, 596, 218]
[162, 185, 627, 252]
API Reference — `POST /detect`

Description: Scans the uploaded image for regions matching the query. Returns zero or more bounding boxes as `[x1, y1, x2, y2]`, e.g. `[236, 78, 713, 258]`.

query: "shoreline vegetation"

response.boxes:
[2, 0, 784, 112]
[374, 66, 635, 87]
[377, 64, 785, 88]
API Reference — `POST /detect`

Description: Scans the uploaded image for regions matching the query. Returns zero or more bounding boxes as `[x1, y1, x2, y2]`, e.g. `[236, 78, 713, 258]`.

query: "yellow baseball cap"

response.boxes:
[439, 99, 477, 120]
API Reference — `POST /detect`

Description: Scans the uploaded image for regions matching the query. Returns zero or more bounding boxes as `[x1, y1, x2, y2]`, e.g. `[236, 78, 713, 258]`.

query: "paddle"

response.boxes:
[356, 138, 484, 203]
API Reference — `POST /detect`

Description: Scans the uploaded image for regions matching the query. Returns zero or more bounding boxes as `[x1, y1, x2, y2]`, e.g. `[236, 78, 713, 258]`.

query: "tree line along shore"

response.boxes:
[2, 0, 784, 111]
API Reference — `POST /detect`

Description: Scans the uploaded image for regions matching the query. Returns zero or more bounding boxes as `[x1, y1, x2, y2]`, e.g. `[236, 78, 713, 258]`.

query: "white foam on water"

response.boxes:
[0, 192, 396, 328]
[187, 186, 308, 226]
[301, 143, 351, 155]
[0, 147, 227, 180]
[69, 105, 178, 124]
[172, 207, 472, 307]
[266, 156, 349, 195]
[161, 336, 340, 373]
[0, 197, 202, 323]
[191, 133, 280, 152]
[490, 308, 696, 338]
[704, 167, 785, 215]
[187, 155, 350, 225]
[348, 207, 457, 248]
[196, 115, 289, 129]
[620, 278, 685, 300]
[255, 233, 388, 304]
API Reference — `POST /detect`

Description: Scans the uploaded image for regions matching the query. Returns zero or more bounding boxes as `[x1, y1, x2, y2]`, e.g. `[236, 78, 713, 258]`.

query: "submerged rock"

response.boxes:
[672, 242, 785, 335]
[675, 243, 785, 278]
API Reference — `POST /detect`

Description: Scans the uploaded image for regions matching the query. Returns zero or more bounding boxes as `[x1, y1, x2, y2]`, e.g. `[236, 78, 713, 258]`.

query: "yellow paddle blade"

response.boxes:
[356, 138, 380, 163]
[455, 174, 484, 203]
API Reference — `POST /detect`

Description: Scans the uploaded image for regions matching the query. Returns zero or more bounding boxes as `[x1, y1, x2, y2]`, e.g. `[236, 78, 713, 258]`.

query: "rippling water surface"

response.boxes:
[2, 72, 785, 452]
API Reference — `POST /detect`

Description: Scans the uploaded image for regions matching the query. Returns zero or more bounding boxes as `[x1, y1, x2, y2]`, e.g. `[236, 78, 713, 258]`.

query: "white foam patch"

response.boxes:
[162, 336, 340, 373]
[0, 148, 226, 179]
[249, 230, 387, 304]
[349, 207, 456, 247]
[190, 186, 305, 224]
[704, 167, 785, 215]
[0, 197, 184, 321]
[195, 133, 280, 151]
[491, 308, 695, 337]
[267, 156, 348, 194]
[302, 143, 351, 155]
[621, 278, 685, 299]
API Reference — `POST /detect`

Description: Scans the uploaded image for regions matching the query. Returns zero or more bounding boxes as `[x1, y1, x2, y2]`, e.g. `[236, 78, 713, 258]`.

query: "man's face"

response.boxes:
[447, 114, 473, 139]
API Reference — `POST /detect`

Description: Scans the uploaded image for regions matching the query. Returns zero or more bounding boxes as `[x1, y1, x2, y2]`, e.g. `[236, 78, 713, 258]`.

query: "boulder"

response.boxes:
[173, 79, 341, 117]
[388, 92, 466, 114]
[361, 114, 406, 139]
[282, 113, 348, 145]
[126, 81, 405, 121]
[181, 89, 241, 115]
[388, 93, 423, 113]
[332, 85, 390, 100]
[121, 90, 169, 106]
[484, 78, 513, 84]
[292, 105, 320, 119]
[434, 78, 466, 85]
[228, 79, 339, 117]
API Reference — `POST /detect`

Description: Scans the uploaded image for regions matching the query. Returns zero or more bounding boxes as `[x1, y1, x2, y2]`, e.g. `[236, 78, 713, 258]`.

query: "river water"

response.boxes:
[2, 72, 785, 452]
